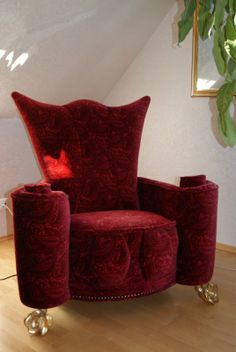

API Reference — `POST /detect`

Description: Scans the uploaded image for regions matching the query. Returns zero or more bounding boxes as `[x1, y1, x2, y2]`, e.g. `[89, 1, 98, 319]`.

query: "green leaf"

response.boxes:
[229, 0, 234, 11]
[224, 39, 236, 61]
[227, 58, 236, 79]
[214, 0, 225, 29]
[225, 16, 236, 40]
[178, 0, 196, 43]
[229, 0, 236, 13]
[226, 39, 236, 47]
[222, 0, 229, 6]
[178, 16, 195, 43]
[199, 0, 214, 11]
[218, 28, 229, 62]
[206, 14, 215, 38]
[213, 31, 227, 75]
[218, 110, 236, 146]
[217, 81, 235, 113]
[225, 0, 231, 13]
[198, 7, 212, 40]
[181, 0, 197, 22]
[218, 112, 227, 135]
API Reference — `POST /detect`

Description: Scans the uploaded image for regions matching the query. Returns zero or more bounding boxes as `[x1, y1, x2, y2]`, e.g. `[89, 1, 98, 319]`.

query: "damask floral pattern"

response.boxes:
[69, 210, 178, 300]
[69, 229, 178, 301]
[138, 176, 218, 285]
[12, 92, 150, 213]
[11, 92, 218, 307]
[12, 184, 70, 308]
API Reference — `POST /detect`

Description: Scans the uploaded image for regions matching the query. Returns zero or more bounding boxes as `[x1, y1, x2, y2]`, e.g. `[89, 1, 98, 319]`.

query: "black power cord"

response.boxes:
[0, 274, 17, 281]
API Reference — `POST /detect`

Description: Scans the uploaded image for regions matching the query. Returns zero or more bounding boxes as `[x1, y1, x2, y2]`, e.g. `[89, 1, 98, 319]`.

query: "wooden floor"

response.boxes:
[0, 239, 236, 352]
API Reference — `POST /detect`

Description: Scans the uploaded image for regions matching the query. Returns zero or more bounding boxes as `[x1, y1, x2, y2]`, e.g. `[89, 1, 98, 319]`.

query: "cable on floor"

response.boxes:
[0, 274, 17, 281]
[4, 204, 13, 216]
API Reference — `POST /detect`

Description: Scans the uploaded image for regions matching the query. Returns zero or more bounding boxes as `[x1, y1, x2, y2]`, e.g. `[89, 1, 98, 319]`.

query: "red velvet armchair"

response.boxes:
[11, 92, 219, 335]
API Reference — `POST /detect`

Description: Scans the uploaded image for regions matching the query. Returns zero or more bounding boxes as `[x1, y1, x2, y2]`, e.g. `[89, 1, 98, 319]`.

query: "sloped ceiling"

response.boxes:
[0, 0, 174, 117]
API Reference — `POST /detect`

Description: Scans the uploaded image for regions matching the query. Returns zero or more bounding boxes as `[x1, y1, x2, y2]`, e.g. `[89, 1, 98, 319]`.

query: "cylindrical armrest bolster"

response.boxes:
[11, 183, 70, 309]
[177, 181, 218, 285]
[180, 174, 206, 187]
[138, 176, 219, 285]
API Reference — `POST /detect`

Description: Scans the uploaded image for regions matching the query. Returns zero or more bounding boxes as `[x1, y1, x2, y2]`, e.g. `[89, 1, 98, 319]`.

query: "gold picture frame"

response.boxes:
[191, 12, 224, 97]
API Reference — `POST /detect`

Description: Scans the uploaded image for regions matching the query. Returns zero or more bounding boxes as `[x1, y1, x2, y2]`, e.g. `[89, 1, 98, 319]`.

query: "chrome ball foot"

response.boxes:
[195, 282, 219, 305]
[24, 309, 53, 336]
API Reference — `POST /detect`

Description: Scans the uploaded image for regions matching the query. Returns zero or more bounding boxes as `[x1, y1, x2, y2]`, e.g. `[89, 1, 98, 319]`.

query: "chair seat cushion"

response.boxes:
[71, 209, 174, 232]
[69, 210, 179, 300]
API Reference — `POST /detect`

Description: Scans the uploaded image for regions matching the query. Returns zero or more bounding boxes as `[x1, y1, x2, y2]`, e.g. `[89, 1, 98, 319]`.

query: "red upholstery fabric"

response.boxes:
[12, 92, 150, 213]
[138, 176, 218, 285]
[180, 174, 206, 187]
[12, 184, 70, 308]
[69, 210, 178, 300]
[11, 92, 219, 308]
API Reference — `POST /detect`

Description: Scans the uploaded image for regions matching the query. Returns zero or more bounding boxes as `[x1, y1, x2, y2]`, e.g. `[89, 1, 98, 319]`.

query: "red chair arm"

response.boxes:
[138, 177, 180, 220]
[138, 176, 219, 285]
[11, 183, 70, 308]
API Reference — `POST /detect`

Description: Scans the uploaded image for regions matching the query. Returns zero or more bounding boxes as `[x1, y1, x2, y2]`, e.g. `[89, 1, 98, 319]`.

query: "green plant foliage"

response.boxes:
[178, 0, 197, 43]
[218, 111, 236, 146]
[218, 29, 228, 62]
[228, 0, 236, 13]
[178, 0, 236, 147]
[213, 31, 226, 75]
[227, 58, 236, 79]
[217, 82, 236, 146]
[214, 0, 225, 29]
[199, 0, 214, 11]
[225, 16, 236, 40]
[199, 11, 215, 40]
[217, 82, 235, 114]
[198, 5, 210, 39]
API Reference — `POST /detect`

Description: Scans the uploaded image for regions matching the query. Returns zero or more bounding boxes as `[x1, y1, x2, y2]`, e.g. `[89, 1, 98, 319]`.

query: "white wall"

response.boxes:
[2, 0, 236, 247]
[0, 117, 40, 236]
[0, 0, 174, 117]
[0, 0, 174, 236]
[104, 2, 236, 247]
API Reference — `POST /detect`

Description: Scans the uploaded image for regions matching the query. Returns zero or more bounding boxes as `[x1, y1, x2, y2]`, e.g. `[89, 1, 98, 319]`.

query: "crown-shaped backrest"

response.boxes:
[12, 92, 150, 213]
